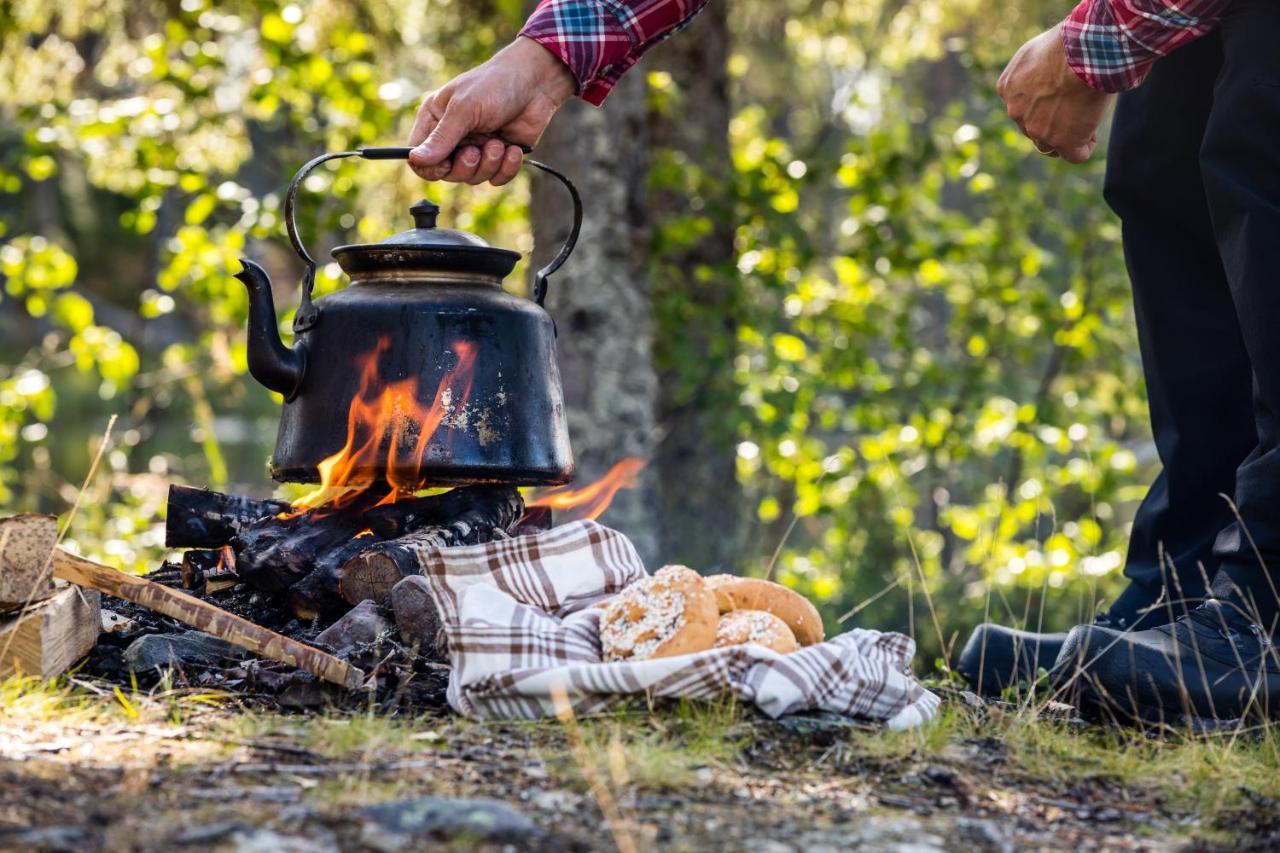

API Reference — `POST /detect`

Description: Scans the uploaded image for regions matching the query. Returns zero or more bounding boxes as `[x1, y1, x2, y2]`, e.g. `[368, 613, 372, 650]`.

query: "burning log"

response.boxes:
[165, 485, 290, 548]
[331, 487, 524, 607]
[218, 485, 521, 618]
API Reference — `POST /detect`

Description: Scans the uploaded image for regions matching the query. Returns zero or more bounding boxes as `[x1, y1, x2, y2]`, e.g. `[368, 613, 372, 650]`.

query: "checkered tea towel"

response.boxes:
[413, 520, 940, 729]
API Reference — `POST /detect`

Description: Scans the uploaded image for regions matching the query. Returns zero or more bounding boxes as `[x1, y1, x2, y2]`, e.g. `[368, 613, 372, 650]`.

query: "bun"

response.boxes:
[705, 575, 824, 646]
[714, 610, 798, 654]
[600, 565, 718, 662]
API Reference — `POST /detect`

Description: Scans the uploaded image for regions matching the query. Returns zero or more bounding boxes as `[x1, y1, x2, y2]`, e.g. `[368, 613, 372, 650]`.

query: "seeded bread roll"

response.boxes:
[600, 565, 718, 662]
[705, 575, 824, 646]
[714, 609, 798, 654]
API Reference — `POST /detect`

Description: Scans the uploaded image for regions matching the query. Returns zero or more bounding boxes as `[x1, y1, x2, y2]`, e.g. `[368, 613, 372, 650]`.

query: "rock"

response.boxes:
[124, 631, 248, 673]
[772, 711, 870, 742]
[100, 609, 136, 634]
[388, 576, 444, 661]
[315, 600, 392, 659]
[353, 796, 537, 850]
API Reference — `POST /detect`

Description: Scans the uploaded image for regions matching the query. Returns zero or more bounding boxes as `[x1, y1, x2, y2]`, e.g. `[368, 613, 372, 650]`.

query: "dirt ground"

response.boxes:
[2, 679, 1277, 852]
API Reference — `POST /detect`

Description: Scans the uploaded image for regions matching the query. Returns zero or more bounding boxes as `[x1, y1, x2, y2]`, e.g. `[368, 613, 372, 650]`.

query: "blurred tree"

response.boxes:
[648, 2, 745, 572]
[530, 74, 660, 566]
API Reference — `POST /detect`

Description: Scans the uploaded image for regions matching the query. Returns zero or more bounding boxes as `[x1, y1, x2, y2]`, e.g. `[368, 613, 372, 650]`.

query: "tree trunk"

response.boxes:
[531, 74, 660, 566]
[647, 4, 744, 572]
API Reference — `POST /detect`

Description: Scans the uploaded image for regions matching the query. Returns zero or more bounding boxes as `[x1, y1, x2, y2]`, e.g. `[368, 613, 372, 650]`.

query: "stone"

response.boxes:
[353, 796, 537, 850]
[388, 576, 443, 660]
[315, 600, 392, 658]
[123, 630, 247, 673]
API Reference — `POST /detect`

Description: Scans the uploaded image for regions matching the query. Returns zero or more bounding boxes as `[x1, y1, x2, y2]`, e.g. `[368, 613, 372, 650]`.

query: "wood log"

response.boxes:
[164, 484, 290, 548]
[0, 586, 101, 679]
[333, 487, 524, 607]
[0, 514, 364, 689]
[179, 549, 221, 592]
[232, 485, 522, 618]
[0, 512, 58, 610]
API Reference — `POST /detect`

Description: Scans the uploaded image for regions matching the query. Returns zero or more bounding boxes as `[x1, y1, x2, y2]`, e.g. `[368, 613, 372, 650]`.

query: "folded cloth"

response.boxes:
[412, 520, 940, 729]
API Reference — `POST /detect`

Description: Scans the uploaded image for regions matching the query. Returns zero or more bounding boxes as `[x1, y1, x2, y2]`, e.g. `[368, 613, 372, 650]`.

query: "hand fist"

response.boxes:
[407, 37, 577, 185]
[997, 23, 1113, 164]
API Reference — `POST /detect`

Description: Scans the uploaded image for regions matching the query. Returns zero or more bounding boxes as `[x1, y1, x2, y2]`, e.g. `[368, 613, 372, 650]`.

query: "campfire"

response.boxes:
[135, 338, 643, 702]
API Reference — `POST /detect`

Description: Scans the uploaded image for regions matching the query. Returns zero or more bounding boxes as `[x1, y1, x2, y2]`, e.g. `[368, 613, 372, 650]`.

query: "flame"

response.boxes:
[354, 528, 374, 539]
[526, 457, 647, 522]
[215, 544, 236, 575]
[291, 337, 477, 511]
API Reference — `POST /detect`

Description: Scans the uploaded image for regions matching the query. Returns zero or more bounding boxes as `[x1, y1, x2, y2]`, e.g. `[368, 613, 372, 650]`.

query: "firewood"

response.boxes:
[231, 485, 521, 618]
[180, 549, 221, 592]
[0, 586, 101, 678]
[334, 487, 523, 606]
[164, 484, 290, 548]
[0, 514, 364, 689]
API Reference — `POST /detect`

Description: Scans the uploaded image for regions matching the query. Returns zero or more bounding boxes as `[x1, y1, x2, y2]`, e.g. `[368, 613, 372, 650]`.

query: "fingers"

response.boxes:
[466, 138, 509, 185]
[410, 100, 472, 170]
[1059, 139, 1097, 164]
[490, 146, 524, 187]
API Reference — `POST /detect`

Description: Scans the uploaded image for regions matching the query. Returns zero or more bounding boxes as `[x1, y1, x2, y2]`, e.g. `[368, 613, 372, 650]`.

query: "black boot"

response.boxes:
[1049, 599, 1279, 725]
[956, 584, 1194, 697]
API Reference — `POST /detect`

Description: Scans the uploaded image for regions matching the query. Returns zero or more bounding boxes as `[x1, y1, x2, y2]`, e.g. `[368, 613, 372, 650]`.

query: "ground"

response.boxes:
[1, 677, 1278, 852]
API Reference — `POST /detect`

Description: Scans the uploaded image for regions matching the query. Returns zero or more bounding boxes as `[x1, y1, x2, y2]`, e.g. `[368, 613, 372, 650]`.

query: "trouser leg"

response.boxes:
[1103, 33, 1257, 617]
[1201, 0, 1280, 627]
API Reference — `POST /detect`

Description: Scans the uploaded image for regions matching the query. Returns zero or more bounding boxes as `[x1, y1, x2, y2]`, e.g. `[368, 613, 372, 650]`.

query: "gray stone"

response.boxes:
[388, 575, 443, 660]
[354, 796, 537, 850]
[124, 630, 248, 673]
[315, 599, 392, 657]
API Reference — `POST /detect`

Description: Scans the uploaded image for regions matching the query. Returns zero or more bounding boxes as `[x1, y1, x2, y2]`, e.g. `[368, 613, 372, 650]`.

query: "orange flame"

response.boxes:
[526, 457, 647, 522]
[215, 544, 236, 575]
[292, 337, 477, 511]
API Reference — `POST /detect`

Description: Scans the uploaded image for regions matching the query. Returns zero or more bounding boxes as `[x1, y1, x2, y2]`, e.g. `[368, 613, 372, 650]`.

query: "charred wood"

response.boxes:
[334, 487, 523, 607]
[165, 485, 289, 548]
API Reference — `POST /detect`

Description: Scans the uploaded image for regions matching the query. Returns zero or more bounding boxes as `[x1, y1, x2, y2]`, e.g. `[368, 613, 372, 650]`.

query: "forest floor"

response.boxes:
[2, 677, 1278, 852]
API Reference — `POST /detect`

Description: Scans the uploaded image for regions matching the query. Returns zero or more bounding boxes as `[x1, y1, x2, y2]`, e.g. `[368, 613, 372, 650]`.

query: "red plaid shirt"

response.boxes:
[1061, 0, 1228, 92]
[519, 0, 710, 105]
[521, 0, 1226, 101]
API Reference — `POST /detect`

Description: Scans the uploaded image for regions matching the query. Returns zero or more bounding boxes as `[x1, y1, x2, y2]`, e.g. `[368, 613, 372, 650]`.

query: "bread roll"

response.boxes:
[705, 575, 824, 646]
[600, 565, 718, 662]
[714, 609, 798, 654]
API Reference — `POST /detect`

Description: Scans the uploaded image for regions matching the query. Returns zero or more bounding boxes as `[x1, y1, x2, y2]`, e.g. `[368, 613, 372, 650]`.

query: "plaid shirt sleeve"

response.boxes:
[519, 0, 711, 105]
[1062, 0, 1231, 92]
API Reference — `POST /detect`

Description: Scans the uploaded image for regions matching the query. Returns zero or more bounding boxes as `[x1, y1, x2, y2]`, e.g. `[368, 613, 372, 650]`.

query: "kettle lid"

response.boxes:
[331, 199, 519, 278]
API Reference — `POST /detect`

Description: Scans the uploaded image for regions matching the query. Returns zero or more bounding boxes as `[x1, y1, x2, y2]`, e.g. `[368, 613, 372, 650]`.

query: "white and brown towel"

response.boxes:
[413, 520, 940, 729]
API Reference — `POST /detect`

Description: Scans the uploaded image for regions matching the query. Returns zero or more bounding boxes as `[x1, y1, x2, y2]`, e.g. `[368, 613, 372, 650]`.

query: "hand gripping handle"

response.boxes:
[283, 145, 581, 331]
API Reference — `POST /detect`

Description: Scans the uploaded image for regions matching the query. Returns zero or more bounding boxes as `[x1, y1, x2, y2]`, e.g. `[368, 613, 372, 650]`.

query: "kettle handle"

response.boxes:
[283, 146, 581, 329]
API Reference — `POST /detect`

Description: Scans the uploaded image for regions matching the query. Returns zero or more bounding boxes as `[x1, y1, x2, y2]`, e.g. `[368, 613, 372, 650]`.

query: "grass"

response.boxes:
[3, 671, 1279, 847]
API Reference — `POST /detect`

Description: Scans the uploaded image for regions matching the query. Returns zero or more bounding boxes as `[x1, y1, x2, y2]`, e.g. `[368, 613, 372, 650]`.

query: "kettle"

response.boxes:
[235, 147, 579, 488]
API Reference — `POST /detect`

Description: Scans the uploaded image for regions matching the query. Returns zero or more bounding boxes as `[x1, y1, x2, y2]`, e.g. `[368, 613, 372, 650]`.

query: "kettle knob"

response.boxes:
[410, 199, 439, 229]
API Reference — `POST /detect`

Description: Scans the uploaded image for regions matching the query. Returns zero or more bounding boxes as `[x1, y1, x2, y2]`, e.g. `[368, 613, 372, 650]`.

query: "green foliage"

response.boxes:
[0, 1, 1151, 665]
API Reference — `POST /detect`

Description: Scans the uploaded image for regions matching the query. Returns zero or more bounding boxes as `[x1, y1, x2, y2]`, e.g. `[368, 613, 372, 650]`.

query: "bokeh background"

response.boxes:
[0, 0, 1148, 666]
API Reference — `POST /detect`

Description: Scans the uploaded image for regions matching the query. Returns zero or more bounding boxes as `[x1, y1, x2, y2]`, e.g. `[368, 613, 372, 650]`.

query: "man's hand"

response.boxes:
[408, 37, 577, 185]
[997, 23, 1114, 164]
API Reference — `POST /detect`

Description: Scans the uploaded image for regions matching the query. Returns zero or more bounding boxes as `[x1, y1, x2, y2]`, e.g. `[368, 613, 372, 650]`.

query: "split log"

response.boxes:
[179, 549, 221, 592]
[332, 487, 523, 607]
[0, 586, 101, 678]
[0, 514, 364, 689]
[165, 484, 290, 548]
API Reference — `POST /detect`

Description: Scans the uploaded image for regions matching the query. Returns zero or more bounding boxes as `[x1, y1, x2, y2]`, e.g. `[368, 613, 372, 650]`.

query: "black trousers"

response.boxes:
[1106, 0, 1280, 623]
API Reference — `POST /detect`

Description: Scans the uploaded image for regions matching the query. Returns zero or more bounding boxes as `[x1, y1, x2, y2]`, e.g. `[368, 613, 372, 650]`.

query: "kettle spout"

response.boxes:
[235, 259, 306, 400]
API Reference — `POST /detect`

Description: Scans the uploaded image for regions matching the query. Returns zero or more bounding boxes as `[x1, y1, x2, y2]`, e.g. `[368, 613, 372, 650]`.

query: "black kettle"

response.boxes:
[235, 147, 579, 489]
